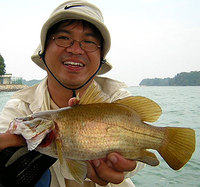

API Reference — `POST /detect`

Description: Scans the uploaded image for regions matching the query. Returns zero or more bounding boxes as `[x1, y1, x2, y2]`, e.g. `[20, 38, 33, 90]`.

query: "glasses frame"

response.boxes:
[51, 36, 101, 52]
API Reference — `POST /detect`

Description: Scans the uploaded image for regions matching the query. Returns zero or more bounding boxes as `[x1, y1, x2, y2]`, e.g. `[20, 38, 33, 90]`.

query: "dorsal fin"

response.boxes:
[114, 96, 162, 122]
[79, 82, 110, 104]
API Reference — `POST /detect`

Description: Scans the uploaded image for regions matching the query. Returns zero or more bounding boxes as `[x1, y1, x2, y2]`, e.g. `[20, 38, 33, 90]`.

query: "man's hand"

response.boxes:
[0, 133, 26, 151]
[87, 153, 137, 186]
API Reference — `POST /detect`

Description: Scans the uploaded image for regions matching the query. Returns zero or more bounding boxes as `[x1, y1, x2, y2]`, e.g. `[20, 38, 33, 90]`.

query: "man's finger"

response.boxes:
[87, 161, 108, 186]
[107, 153, 137, 172]
[91, 159, 124, 184]
[68, 97, 80, 106]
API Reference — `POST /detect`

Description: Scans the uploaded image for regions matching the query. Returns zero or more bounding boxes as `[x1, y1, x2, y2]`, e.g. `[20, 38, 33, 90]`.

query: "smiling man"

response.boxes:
[0, 0, 144, 186]
[43, 20, 104, 107]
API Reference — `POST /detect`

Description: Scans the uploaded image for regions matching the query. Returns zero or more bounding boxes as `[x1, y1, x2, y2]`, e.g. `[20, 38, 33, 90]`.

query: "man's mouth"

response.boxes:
[63, 61, 84, 67]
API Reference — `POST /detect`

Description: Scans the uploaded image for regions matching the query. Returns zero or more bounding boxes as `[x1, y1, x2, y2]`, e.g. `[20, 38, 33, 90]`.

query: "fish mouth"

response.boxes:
[63, 61, 85, 67]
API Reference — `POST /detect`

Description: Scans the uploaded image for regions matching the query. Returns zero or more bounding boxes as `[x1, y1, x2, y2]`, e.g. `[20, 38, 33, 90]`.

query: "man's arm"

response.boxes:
[0, 133, 25, 151]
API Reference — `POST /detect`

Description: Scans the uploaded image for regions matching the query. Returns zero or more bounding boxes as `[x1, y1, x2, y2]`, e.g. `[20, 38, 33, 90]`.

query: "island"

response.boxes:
[139, 71, 200, 86]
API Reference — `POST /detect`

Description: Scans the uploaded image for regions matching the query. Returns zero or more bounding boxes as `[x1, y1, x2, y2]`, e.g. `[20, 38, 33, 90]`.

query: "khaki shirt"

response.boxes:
[0, 76, 144, 187]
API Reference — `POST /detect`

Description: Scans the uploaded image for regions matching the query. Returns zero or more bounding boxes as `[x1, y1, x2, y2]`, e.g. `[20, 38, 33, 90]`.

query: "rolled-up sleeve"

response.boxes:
[0, 99, 32, 133]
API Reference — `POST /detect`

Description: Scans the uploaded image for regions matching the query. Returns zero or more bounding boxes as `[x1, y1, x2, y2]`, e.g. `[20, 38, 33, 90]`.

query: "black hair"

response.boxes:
[45, 19, 104, 54]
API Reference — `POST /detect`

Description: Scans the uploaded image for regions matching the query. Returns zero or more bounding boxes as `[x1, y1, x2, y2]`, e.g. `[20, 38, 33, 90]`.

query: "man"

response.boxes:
[0, 0, 144, 186]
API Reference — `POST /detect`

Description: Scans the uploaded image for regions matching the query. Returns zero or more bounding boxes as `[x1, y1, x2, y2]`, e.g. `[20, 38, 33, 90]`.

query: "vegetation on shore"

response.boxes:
[139, 71, 200, 86]
[22, 79, 41, 86]
[0, 54, 6, 75]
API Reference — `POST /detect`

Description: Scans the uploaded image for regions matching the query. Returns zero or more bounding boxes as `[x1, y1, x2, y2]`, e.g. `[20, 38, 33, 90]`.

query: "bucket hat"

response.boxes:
[31, 0, 112, 75]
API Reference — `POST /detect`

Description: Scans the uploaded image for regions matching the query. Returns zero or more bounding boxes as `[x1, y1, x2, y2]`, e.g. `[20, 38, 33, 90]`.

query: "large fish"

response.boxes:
[8, 83, 196, 183]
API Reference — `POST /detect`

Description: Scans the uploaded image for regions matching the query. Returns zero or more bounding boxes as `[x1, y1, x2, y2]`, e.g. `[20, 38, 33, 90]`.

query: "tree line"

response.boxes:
[0, 54, 6, 75]
[139, 71, 200, 86]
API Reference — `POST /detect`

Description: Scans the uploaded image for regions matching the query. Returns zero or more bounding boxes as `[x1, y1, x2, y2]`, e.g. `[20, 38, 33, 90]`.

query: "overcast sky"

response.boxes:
[1, 0, 200, 86]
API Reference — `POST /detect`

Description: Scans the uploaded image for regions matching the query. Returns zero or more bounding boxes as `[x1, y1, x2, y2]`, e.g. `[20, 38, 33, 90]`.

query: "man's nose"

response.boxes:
[65, 40, 84, 54]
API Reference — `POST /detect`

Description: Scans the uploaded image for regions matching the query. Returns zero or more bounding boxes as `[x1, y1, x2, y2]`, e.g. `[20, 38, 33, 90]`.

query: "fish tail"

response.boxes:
[159, 127, 195, 170]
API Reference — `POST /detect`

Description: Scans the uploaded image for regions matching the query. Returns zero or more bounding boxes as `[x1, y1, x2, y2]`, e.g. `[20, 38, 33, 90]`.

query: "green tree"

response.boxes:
[0, 54, 6, 75]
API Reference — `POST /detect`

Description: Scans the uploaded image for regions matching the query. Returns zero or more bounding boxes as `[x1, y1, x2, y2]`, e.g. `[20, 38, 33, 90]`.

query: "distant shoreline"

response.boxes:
[0, 84, 28, 92]
[139, 71, 200, 86]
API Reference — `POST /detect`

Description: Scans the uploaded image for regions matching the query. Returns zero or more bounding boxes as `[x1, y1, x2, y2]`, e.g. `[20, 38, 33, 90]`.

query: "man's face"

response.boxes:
[45, 21, 102, 89]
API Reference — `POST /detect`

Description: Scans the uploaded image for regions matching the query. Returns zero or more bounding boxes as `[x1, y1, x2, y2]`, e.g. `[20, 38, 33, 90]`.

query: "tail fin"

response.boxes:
[159, 127, 195, 170]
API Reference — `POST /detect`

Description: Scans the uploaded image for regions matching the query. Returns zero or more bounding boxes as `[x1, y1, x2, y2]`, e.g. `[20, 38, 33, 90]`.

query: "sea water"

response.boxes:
[0, 92, 13, 111]
[127, 86, 200, 187]
[0, 87, 199, 187]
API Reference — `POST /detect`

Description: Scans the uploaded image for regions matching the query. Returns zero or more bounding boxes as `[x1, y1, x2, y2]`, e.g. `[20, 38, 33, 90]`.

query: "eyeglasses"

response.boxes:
[52, 35, 101, 52]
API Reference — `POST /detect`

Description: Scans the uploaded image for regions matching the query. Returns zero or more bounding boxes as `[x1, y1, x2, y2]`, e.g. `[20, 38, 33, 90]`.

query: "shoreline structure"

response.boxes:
[0, 84, 28, 92]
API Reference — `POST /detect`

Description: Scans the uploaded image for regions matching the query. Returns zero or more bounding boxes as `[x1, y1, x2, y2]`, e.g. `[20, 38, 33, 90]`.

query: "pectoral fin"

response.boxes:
[56, 139, 87, 183]
[55, 138, 64, 165]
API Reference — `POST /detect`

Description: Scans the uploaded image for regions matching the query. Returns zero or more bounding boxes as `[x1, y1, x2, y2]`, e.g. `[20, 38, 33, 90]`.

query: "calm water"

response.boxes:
[0, 91, 14, 111]
[126, 86, 200, 187]
[0, 87, 199, 187]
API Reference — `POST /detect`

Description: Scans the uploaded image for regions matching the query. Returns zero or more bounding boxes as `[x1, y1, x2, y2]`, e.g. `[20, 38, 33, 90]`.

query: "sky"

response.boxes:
[1, 0, 200, 86]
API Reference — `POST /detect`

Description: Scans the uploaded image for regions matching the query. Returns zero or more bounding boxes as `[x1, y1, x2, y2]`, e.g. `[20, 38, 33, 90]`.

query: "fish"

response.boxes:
[8, 83, 196, 183]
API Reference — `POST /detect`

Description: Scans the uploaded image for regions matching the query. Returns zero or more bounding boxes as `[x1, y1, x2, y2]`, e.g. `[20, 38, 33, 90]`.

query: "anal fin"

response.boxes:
[125, 150, 160, 166]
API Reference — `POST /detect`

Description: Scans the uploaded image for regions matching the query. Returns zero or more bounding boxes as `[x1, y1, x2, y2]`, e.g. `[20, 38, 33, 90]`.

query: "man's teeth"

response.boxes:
[64, 62, 84, 67]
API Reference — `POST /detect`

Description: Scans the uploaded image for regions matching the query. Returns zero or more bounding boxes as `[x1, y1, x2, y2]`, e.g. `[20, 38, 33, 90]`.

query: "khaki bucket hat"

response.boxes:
[31, 0, 112, 75]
